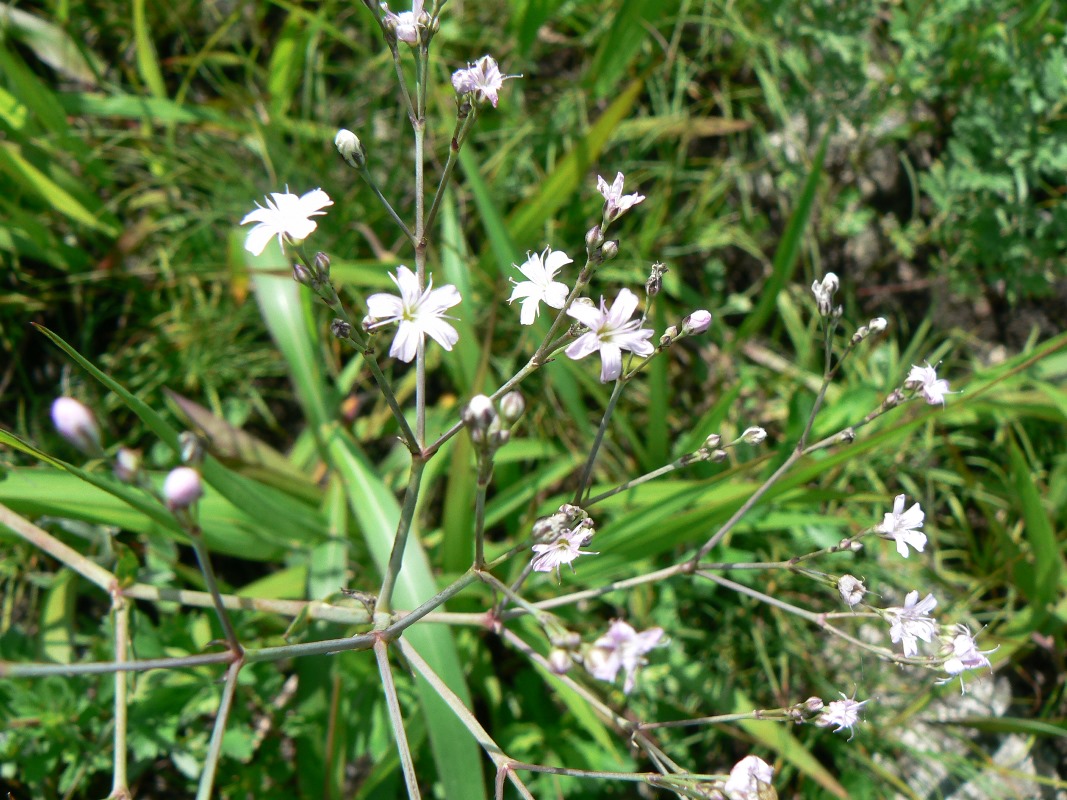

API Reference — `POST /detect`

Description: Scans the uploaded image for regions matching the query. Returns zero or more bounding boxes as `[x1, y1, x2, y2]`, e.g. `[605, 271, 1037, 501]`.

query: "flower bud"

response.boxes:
[740, 426, 767, 445]
[601, 240, 619, 261]
[548, 648, 572, 674]
[883, 388, 905, 409]
[660, 326, 678, 345]
[462, 395, 497, 443]
[498, 391, 525, 424]
[585, 224, 604, 251]
[681, 309, 712, 336]
[51, 397, 102, 456]
[334, 128, 366, 169]
[710, 448, 728, 462]
[645, 262, 667, 297]
[837, 574, 867, 607]
[362, 314, 378, 332]
[837, 427, 855, 444]
[331, 318, 352, 339]
[804, 696, 825, 714]
[703, 433, 722, 449]
[868, 317, 887, 334]
[811, 272, 840, 317]
[163, 466, 203, 511]
[293, 261, 315, 287]
[314, 251, 331, 281]
[113, 447, 142, 483]
[179, 431, 205, 465]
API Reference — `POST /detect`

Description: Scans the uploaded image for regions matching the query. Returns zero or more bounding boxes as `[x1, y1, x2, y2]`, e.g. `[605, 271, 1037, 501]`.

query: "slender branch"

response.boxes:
[425, 108, 477, 234]
[573, 378, 626, 505]
[357, 165, 416, 244]
[109, 592, 131, 800]
[586, 451, 706, 507]
[473, 455, 493, 569]
[195, 656, 244, 800]
[188, 528, 242, 655]
[0, 651, 234, 678]
[376, 456, 427, 616]
[375, 638, 422, 800]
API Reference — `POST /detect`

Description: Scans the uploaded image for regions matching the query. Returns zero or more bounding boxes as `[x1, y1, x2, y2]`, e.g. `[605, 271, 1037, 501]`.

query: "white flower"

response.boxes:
[51, 397, 102, 455]
[939, 624, 996, 692]
[837, 574, 866, 608]
[531, 524, 597, 579]
[383, 0, 423, 44]
[565, 288, 655, 382]
[508, 247, 571, 325]
[451, 55, 513, 108]
[811, 272, 839, 316]
[597, 172, 644, 223]
[334, 128, 364, 168]
[163, 467, 203, 511]
[241, 188, 333, 256]
[723, 755, 774, 800]
[905, 362, 953, 406]
[875, 493, 927, 558]
[817, 693, 869, 740]
[585, 620, 663, 694]
[886, 590, 938, 657]
[366, 266, 461, 362]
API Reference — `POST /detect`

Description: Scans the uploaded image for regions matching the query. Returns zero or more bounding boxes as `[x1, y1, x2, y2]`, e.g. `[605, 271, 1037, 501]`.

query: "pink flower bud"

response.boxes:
[51, 397, 102, 455]
[163, 467, 203, 511]
[681, 309, 712, 335]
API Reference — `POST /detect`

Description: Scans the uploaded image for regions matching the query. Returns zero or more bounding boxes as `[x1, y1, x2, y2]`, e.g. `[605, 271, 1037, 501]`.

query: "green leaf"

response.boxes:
[1007, 433, 1062, 619]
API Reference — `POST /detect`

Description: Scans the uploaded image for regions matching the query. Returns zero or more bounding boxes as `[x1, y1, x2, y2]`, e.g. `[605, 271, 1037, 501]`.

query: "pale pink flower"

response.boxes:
[366, 266, 461, 362]
[886, 590, 938, 657]
[837, 574, 866, 608]
[565, 288, 654, 382]
[508, 247, 571, 325]
[876, 494, 927, 558]
[241, 188, 333, 256]
[723, 755, 774, 800]
[531, 524, 597, 579]
[817, 693, 869, 740]
[451, 55, 513, 108]
[906, 362, 953, 406]
[597, 172, 644, 223]
[383, 0, 423, 44]
[939, 625, 997, 693]
[585, 620, 663, 694]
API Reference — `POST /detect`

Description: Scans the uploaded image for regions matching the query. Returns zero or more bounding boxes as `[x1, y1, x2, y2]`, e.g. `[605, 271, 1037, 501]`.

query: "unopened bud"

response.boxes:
[601, 240, 619, 261]
[548, 648, 572, 674]
[868, 317, 887, 334]
[362, 315, 378, 332]
[499, 391, 525, 424]
[334, 128, 366, 168]
[837, 574, 867, 607]
[331, 318, 352, 339]
[462, 395, 497, 443]
[660, 326, 678, 345]
[811, 272, 840, 317]
[883, 388, 905, 409]
[704, 433, 722, 449]
[740, 426, 767, 445]
[113, 447, 142, 483]
[837, 427, 855, 444]
[804, 696, 825, 714]
[163, 466, 203, 511]
[314, 251, 331, 280]
[710, 448, 728, 463]
[51, 397, 102, 456]
[585, 225, 603, 251]
[179, 431, 205, 465]
[293, 261, 315, 287]
[681, 309, 712, 336]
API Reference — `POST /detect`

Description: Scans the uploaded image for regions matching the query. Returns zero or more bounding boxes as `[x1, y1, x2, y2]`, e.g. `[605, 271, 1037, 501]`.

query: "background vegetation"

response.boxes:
[1, 0, 1065, 797]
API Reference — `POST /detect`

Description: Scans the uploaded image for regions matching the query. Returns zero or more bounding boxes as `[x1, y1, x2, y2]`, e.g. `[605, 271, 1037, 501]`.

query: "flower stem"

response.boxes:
[425, 107, 477, 234]
[573, 377, 626, 504]
[376, 457, 427, 616]
[188, 526, 242, 655]
[195, 656, 244, 800]
[375, 638, 422, 800]
[109, 592, 131, 800]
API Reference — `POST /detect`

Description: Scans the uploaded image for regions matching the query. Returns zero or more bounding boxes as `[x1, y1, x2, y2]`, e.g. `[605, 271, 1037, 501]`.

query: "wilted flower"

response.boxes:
[241, 188, 333, 256]
[51, 397, 102, 456]
[585, 620, 663, 694]
[508, 247, 571, 325]
[365, 266, 461, 362]
[723, 755, 775, 800]
[875, 494, 927, 558]
[939, 624, 996, 692]
[163, 467, 203, 511]
[837, 575, 866, 608]
[451, 55, 513, 108]
[383, 0, 423, 44]
[531, 523, 597, 579]
[906, 362, 953, 406]
[811, 272, 839, 317]
[597, 172, 644, 224]
[886, 590, 939, 657]
[817, 693, 869, 740]
[565, 288, 655, 382]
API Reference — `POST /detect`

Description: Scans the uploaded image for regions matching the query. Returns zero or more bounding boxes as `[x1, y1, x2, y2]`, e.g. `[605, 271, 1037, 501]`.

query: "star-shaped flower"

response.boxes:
[875, 493, 927, 558]
[906, 362, 953, 406]
[585, 620, 664, 694]
[451, 55, 514, 108]
[366, 266, 461, 363]
[886, 590, 938, 657]
[817, 692, 869, 740]
[597, 172, 645, 223]
[508, 247, 571, 325]
[530, 523, 597, 579]
[565, 288, 655, 382]
[939, 624, 997, 692]
[241, 188, 333, 256]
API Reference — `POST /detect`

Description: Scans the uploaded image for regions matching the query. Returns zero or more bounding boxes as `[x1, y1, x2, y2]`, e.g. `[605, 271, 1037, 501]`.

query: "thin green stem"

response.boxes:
[195, 657, 244, 800]
[573, 377, 626, 505]
[639, 709, 793, 731]
[188, 529, 242, 655]
[473, 455, 493, 569]
[109, 593, 130, 800]
[585, 451, 705, 506]
[376, 457, 427, 616]
[413, 48, 427, 446]
[0, 652, 234, 678]
[358, 165, 416, 244]
[375, 638, 422, 800]
[425, 108, 477, 234]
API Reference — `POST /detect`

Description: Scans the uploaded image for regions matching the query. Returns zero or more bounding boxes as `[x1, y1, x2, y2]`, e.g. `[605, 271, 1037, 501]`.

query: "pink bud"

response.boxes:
[51, 397, 102, 455]
[163, 467, 203, 510]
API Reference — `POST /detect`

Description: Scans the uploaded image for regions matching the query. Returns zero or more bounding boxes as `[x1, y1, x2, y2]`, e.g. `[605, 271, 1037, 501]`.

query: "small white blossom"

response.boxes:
[811, 272, 840, 316]
[383, 0, 423, 44]
[817, 693, 869, 740]
[531, 524, 597, 579]
[508, 247, 571, 325]
[875, 494, 927, 558]
[451, 55, 513, 108]
[366, 266, 461, 362]
[585, 620, 663, 694]
[939, 625, 996, 692]
[565, 288, 655, 382]
[723, 755, 774, 800]
[241, 188, 333, 256]
[905, 362, 953, 406]
[51, 397, 102, 455]
[597, 172, 645, 223]
[163, 467, 203, 511]
[837, 575, 866, 608]
[886, 590, 939, 657]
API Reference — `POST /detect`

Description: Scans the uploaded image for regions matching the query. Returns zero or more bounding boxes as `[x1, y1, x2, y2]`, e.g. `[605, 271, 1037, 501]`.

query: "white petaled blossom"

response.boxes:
[597, 172, 645, 223]
[365, 266, 461, 362]
[837, 574, 866, 608]
[585, 620, 664, 694]
[51, 397, 102, 455]
[383, 0, 423, 44]
[451, 55, 513, 108]
[875, 493, 927, 558]
[939, 625, 997, 692]
[886, 590, 939, 657]
[817, 693, 869, 740]
[565, 288, 655, 382]
[241, 188, 333, 256]
[722, 755, 775, 800]
[905, 362, 953, 406]
[508, 247, 572, 325]
[530, 524, 598, 579]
